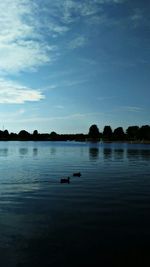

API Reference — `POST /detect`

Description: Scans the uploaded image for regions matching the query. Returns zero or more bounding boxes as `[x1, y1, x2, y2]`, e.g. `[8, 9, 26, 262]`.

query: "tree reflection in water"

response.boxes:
[103, 148, 112, 160]
[0, 148, 8, 157]
[19, 148, 28, 156]
[113, 149, 124, 160]
[33, 148, 38, 157]
[127, 149, 150, 160]
[89, 146, 99, 161]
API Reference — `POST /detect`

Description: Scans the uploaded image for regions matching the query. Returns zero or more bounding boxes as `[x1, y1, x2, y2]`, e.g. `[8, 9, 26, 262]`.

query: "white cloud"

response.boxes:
[0, 41, 55, 73]
[0, 0, 57, 103]
[0, 0, 54, 74]
[48, 23, 69, 37]
[0, 78, 44, 103]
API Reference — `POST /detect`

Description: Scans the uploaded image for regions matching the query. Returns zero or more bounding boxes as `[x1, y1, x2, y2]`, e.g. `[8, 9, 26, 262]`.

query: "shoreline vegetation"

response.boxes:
[0, 124, 150, 143]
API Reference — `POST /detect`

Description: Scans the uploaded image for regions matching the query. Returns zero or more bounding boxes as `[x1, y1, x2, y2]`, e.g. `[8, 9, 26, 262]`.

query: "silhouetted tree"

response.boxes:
[33, 130, 39, 140]
[18, 130, 31, 140]
[75, 133, 86, 141]
[0, 124, 149, 142]
[0, 130, 9, 140]
[3, 130, 9, 140]
[0, 130, 3, 140]
[88, 124, 100, 140]
[33, 130, 38, 136]
[113, 127, 125, 141]
[139, 125, 150, 140]
[126, 126, 139, 140]
[103, 126, 113, 140]
[49, 131, 58, 140]
[10, 132, 18, 140]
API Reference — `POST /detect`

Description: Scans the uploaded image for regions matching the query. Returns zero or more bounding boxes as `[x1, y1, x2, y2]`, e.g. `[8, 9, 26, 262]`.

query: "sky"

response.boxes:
[0, 0, 149, 134]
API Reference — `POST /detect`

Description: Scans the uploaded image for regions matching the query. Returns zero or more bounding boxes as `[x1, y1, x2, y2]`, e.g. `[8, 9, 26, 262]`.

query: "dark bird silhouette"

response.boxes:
[60, 177, 70, 183]
[73, 172, 81, 177]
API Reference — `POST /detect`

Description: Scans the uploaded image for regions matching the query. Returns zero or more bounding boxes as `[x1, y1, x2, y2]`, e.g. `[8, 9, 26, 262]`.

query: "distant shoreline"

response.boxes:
[0, 140, 150, 144]
[0, 124, 150, 143]
[102, 140, 150, 144]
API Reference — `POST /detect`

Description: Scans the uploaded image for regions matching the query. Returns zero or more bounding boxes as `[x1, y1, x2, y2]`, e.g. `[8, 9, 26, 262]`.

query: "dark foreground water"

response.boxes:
[0, 141, 150, 266]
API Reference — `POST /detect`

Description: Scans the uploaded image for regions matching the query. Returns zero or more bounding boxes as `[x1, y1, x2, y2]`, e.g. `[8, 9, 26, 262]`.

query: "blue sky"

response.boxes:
[0, 0, 149, 133]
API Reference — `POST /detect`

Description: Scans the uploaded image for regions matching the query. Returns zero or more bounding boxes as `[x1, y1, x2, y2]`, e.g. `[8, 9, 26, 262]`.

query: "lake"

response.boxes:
[0, 141, 150, 266]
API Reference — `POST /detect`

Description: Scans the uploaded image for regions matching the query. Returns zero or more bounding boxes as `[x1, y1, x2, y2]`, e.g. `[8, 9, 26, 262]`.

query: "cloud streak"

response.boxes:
[121, 106, 143, 113]
[0, 79, 44, 103]
[68, 36, 87, 49]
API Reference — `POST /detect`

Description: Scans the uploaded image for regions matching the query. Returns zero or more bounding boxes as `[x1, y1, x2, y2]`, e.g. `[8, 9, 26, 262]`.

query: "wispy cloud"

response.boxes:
[47, 22, 69, 38]
[40, 0, 115, 31]
[62, 79, 88, 87]
[45, 78, 89, 91]
[0, 78, 44, 103]
[121, 106, 143, 113]
[52, 1, 102, 25]
[93, 0, 124, 3]
[68, 36, 87, 49]
[130, 8, 143, 28]
[58, 0, 124, 24]
[54, 105, 64, 109]
[0, 0, 55, 74]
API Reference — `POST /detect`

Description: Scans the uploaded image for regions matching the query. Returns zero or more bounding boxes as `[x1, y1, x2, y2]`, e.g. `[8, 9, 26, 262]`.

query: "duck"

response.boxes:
[60, 177, 70, 183]
[73, 172, 81, 177]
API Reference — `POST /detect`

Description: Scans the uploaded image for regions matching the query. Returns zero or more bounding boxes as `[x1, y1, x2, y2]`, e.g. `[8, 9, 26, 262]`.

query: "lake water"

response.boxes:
[0, 141, 150, 266]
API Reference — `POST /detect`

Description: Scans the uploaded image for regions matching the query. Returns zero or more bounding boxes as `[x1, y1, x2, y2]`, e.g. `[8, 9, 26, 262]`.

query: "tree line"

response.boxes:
[88, 124, 150, 142]
[0, 124, 149, 142]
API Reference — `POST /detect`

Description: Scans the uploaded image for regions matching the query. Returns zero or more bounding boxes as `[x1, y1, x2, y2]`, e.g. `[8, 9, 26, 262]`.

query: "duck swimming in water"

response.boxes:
[60, 177, 70, 183]
[73, 172, 81, 177]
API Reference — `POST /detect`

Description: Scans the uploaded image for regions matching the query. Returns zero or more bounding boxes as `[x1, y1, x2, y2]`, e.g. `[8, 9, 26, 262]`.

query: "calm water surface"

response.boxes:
[0, 141, 150, 266]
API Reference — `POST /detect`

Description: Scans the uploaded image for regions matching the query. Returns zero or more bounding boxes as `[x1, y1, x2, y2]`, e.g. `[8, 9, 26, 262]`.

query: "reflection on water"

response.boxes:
[127, 149, 141, 159]
[127, 149, 150, 160]
[33, 148, 38, 156]
[89, 147, 99, 160]
[113, 148, 124, 160]
[19, 148, 28, 156]
[0, 142, 149, 266]
[50, 147, 56, 156]
[0, 148, 8, 157]
[140, 149, 150, 160]
[103, 148, 112, 160]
